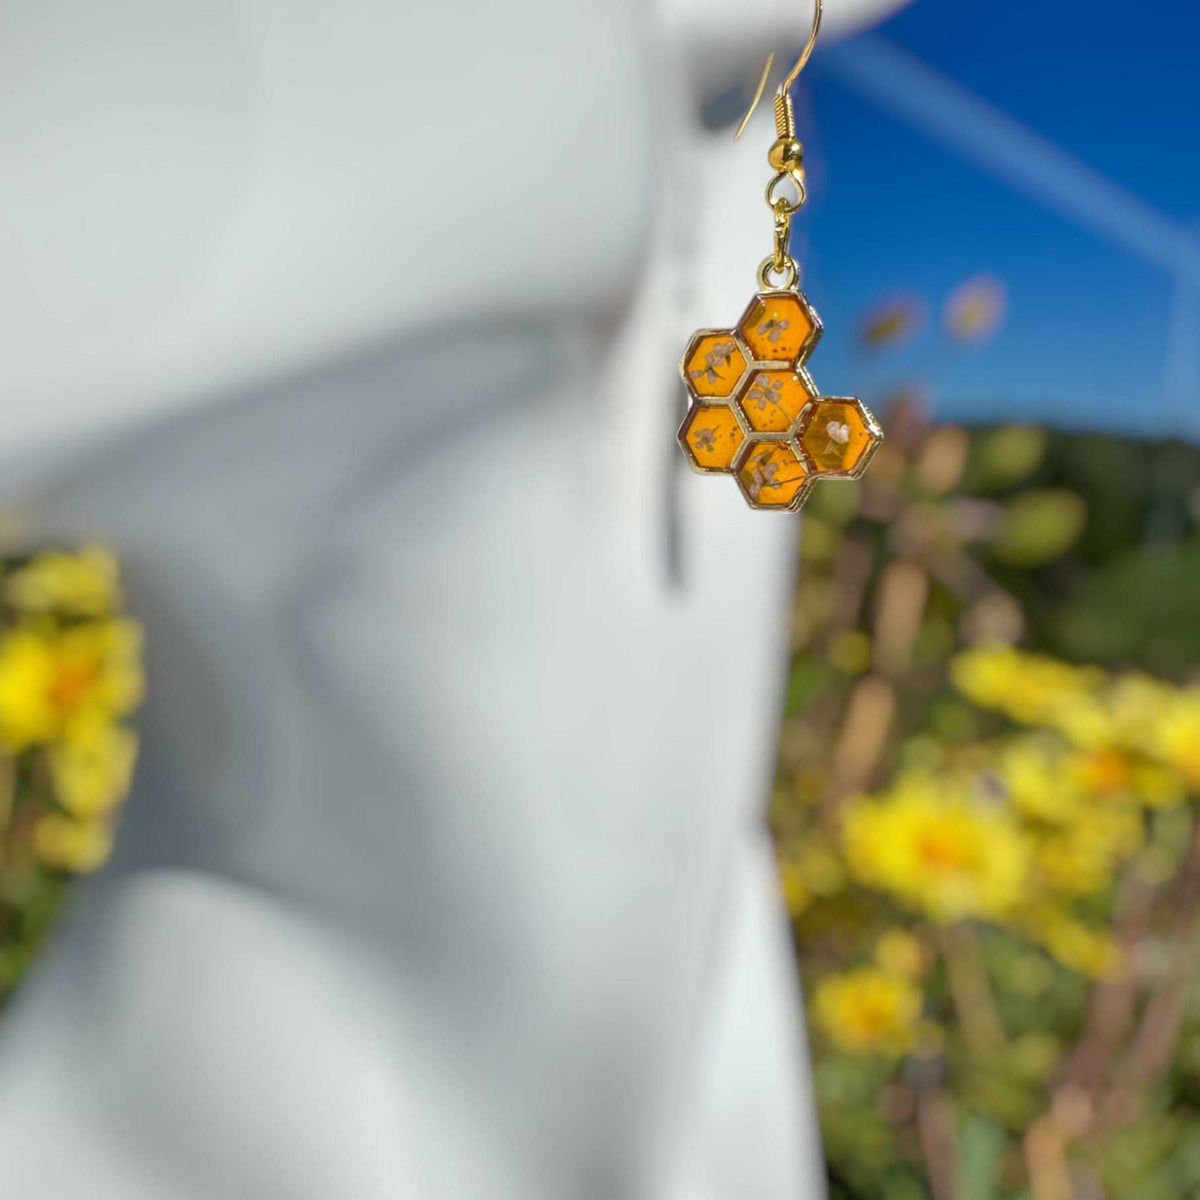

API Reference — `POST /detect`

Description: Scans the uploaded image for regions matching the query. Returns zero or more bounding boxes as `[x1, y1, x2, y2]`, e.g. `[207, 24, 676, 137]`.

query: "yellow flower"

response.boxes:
[1142, 759, 1192, 806]
[1069, 747, 1130, 796]
[951, 645, 1110, 744]
[952, 648, 1200, 794]
[48, 720, 138, 819]
[875, 929, 925, 978]
[4, 545, 121, 617]
[33, 813, 114, 874]
[1074, 750, 1185, 810]
[1031, 804, 1143, 897]
[843, 772, 1028, 922]
[0, 619, 144, 750]
[997, 736, 1085, 824]
[1146, 688, 1200, 789]
[814, 967, 922, 1056]
[1019, 906, 1122, 980]
[860, 294, 923, 348]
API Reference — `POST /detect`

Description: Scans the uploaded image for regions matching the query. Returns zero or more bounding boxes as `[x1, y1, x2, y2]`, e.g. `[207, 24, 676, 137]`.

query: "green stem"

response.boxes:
[940, 921, 1004, 1054]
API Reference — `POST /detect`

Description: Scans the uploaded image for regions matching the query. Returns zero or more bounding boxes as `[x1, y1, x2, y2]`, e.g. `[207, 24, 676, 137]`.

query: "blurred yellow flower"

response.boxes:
[33, 812, 114, 874]
[1072, 749, 1185, 810]
[1100, 676, 1200, 787]
[0, 619, 144, 750]
[951, 645, 1108, 742]
[954, 646, 1200, 793]
[1031, 804, 1143, 897]
[0, 543, 141, 1006]
[994, 736, 1174, 821]
[48, 720, 138, 819]
[1020, 906, 1122, 980]
[814, 967, 922, 1055]
[1069, 747, 1129, 796]
[860, 294, 924, 348]
[4, 545, 121, 617]
[997, 736, 1085, 824]
[844, 772, 1028, 922]
[1147, 687, 1200, 788]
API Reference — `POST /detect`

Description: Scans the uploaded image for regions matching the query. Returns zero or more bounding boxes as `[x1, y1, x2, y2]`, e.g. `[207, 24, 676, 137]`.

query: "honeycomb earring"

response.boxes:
[677, 0, 882, 512]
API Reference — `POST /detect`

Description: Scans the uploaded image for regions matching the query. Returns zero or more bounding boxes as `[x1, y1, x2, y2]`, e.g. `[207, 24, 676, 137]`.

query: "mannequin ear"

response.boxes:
[659, 0, 912, 128]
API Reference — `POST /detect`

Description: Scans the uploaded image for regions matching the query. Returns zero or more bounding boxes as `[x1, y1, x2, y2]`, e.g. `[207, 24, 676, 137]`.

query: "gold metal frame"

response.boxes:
[677, 327, 753, 475]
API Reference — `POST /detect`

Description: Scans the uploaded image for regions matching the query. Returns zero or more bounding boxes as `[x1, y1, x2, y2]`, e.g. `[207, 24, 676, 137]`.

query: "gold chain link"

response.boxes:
[760, 89, 806, 288]
[772, 198, 791, 274]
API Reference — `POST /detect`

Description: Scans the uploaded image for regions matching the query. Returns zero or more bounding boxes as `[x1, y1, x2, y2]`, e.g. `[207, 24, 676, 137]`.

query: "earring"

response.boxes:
[677, 0, 882, 512]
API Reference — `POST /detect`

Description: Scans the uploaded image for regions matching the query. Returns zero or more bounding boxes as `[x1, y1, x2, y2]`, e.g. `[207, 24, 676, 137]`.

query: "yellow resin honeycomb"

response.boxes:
[678, 285, 881, 512]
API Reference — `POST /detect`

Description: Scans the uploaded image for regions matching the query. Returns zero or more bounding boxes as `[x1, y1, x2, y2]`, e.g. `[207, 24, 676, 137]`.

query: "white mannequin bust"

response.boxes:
[0, 1, 904, 1196]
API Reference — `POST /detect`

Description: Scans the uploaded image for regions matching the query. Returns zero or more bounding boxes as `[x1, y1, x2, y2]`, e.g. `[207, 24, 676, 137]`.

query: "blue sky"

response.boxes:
[791, 0, 1200, 437]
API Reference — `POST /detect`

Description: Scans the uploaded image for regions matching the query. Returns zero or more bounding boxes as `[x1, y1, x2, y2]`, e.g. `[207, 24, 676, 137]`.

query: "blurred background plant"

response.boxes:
[774, 277, 1200, 1200]
[0, 545, 142, 1007]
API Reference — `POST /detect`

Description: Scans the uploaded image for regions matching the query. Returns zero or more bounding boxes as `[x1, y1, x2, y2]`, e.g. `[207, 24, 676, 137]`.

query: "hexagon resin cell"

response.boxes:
[679, 404, 745, 472]
[736, 369, 816, 434]
[681, 331, 748, 400]
[735, 440, 811, 511]
[736, 290, 821, 366]
[798, 398, 882, 477]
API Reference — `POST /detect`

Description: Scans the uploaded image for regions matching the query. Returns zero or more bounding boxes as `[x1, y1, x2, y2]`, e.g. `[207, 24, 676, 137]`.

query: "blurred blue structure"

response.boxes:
[799, 0, 1200, 438]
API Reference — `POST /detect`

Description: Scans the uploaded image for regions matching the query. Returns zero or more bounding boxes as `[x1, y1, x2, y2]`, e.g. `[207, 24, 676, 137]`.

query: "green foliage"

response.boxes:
[992, 489, 1087, 567]
[957, 1110, 1006, 1200]
[1056, 540, 1200, 675]
[969, 426, 1047, 494]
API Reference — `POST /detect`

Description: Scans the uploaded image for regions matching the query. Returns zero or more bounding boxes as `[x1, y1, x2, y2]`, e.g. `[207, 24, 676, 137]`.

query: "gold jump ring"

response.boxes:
[765, 171, 806, 213]
[757, 254, 799, 291]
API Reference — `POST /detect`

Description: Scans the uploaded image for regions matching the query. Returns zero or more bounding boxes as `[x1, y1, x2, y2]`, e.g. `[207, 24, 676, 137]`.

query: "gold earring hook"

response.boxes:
[733, 0, 823, 142]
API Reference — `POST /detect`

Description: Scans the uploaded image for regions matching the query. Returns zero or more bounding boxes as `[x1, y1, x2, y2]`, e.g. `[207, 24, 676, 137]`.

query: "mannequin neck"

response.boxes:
[35, 318, 602, 916]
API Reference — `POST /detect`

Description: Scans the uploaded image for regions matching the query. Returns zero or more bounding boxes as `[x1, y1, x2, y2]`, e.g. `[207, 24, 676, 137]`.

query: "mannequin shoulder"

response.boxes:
[0, 869, 516, 1200]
